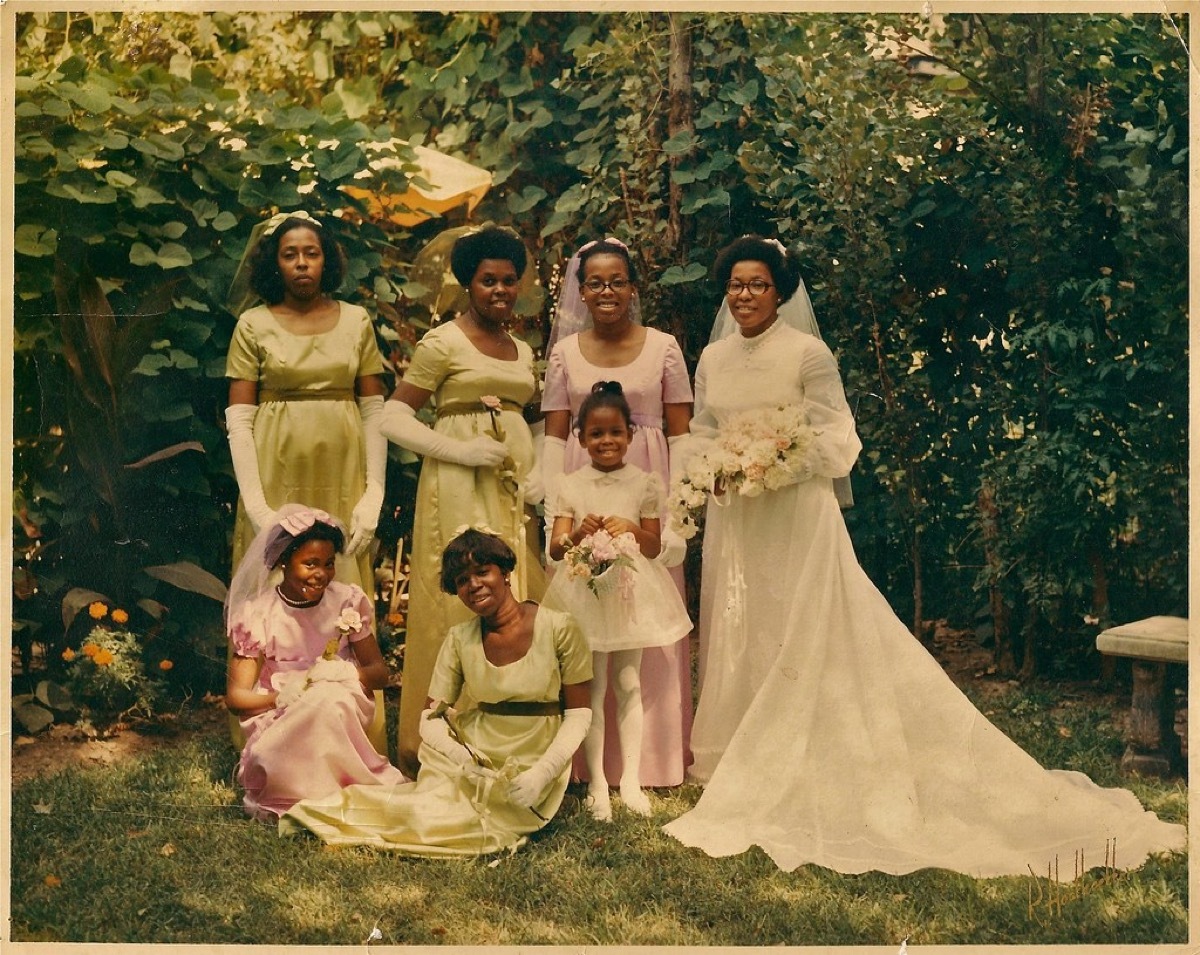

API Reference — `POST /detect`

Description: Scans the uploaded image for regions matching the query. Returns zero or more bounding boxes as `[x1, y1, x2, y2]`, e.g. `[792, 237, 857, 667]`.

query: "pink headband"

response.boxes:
[263, 507, 342, 567]
[577, 236, 628, 255]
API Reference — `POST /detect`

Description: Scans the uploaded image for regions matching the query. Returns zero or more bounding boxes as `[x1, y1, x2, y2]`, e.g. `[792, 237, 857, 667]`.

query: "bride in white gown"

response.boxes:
[663, 235, 1185, 879]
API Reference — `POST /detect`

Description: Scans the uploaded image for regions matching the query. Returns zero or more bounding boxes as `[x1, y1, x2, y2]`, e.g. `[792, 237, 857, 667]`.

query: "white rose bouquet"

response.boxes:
[669, 405, 816, 539]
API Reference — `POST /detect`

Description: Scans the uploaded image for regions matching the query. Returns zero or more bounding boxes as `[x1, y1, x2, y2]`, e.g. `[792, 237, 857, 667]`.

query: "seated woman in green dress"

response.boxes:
[281, 528, 592, 855]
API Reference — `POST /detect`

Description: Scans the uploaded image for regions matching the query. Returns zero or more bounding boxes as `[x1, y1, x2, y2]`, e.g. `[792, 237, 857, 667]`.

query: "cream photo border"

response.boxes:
[0, 1, 1195, 953]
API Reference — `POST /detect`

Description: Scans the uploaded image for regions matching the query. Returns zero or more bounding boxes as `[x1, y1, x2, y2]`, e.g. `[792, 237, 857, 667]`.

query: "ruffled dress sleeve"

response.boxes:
[800, 338, 862, 479]
[351, 306, 385, 378]
[340, 584, 377, 646]
[551, 610, 593, 686]
[540, 342, 571, 414]
[225, 311, 263, 381]
[228, 604, 266, 659]
[427, 619, 468, 705]
[401, 326, 452, 394]
[661, 334, 693, 405]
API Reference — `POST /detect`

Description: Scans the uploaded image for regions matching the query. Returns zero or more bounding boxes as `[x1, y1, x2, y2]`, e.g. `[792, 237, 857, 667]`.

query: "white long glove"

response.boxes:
[380, 400, 508, 467]
[226, 403, 275, 533]
[419, 705, 479, 767]
[274, 671, 308, 710]
[667, 433, 692, 486]
[657, 434, 691, 568]
[541, 435, 566, 507]
[306, 657, 360, 685]
[508, 707, 591, 809]
[347, 395, 386, 556]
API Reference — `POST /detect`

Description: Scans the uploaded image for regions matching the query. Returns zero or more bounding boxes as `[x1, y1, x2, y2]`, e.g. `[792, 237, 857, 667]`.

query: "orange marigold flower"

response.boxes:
[385, 612, 405, 627]
[81, 643, 100, 658]
[93, 648, 115, 666]
[88, 601, 108, 620]
[62, 647, 77, 662]
[159, 659, 174, 671]
[111, 608, 129, 625]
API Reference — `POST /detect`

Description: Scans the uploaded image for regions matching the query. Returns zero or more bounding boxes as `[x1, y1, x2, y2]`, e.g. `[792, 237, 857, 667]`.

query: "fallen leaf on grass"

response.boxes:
[1058, 726, 1073, 738]
[32, 801, 53, 814]
[44, 875, 62, 888]
[159, 842, 176, 857]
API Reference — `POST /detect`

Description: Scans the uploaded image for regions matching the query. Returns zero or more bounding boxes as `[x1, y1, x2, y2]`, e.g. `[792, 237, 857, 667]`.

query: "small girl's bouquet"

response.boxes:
[562, 529, 640, 597]
[669, 404, 816, 539]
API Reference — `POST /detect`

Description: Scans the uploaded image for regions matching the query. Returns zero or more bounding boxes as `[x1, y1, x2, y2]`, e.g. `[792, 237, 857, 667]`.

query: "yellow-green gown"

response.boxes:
[225, 302, 382, 592]
[396, 322, 546, 772]
[280, 606, 591, 854]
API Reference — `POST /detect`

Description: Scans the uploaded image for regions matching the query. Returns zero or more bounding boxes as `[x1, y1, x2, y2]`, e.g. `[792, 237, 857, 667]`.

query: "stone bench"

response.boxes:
[1095, 615, 1188, 777]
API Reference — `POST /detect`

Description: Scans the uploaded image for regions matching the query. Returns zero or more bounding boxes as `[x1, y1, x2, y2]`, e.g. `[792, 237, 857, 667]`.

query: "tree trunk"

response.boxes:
[1019, 596, 1040, 681]
[977, 482, 1016, 675]
[665, 13, 694, 256]
[909, 495, 926, 644]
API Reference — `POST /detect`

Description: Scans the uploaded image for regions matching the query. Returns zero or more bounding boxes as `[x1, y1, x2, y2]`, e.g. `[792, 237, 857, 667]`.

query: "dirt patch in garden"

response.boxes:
[11, 697, 230, 786]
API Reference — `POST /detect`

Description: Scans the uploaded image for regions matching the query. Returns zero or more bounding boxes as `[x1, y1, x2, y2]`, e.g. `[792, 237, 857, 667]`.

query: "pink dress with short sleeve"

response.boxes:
[541, 327, 694, 786]
[231, 580, 407, 820]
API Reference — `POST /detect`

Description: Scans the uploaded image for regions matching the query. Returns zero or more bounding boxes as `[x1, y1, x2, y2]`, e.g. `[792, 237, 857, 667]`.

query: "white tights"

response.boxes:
[585, 648, 652, 820]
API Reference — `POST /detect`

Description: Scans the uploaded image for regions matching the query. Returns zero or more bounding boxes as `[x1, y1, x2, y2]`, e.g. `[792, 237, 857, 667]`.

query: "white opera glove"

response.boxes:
[225, 404, 275, 533]
[657, 524, 687, 569]
[274, 671, 308, 710]
[667, 433, 692, 487]
[306, 656, 361, 686]
[419, 705, 477, 767]
[508, 707, 591, 809]
[541, 435, 567, 505]
[522, 466, 545, 506]
[380, 400, 508, 467]
[346, 395, 387, 556]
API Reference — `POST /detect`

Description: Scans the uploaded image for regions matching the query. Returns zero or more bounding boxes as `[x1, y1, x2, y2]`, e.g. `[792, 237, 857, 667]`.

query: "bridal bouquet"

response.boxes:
[669, 405, 816, 539]
[562, 529, 640, 597]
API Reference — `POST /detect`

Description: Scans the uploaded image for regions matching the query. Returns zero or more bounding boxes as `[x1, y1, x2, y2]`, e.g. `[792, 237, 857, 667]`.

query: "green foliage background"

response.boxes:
[12, 11, 1189, 690]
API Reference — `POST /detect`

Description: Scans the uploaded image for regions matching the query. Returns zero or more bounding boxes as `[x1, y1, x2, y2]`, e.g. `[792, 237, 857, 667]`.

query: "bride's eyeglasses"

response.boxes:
[582, 278, 631, 293]
[725, 279, 775, 296]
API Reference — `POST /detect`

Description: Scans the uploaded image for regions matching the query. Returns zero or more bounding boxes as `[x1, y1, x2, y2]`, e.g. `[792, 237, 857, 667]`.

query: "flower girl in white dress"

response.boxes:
[545, 381, 692, 820]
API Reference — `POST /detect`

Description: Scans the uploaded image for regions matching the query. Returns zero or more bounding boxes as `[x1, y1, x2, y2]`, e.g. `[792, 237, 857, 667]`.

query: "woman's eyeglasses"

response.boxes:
[582, 279, 631, 293]
[725, 279, 775, 296]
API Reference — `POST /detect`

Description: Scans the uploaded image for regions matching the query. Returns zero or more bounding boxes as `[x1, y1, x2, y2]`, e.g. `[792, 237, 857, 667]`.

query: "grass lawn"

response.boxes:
[8, 681, 1187, 946]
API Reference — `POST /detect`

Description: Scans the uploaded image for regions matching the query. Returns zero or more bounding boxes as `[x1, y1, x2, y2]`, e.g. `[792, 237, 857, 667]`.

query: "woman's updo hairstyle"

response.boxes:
[576, 238, 639, 285]
[274, 521, 346, 569]
[249, 216, 347, 305]
[440, 528, 518, 595]
[450, 226, 528, 286]
[711, 234, 801, 304]
[574, 380, 634, 435]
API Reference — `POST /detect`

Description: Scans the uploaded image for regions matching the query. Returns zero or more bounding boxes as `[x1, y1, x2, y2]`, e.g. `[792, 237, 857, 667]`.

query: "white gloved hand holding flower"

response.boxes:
[307, 656, 360, 685]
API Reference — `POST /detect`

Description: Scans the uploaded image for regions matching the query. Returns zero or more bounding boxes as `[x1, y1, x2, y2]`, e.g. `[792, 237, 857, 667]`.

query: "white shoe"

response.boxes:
[620, 783, 652, 816]
[585, 787, 613, 822]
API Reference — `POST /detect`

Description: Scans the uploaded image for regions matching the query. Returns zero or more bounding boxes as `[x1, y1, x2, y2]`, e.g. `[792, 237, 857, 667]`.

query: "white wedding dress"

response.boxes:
[664, 319, 1185, 878]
